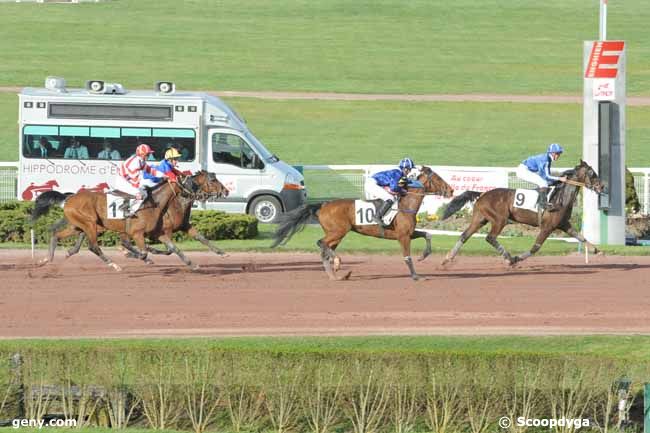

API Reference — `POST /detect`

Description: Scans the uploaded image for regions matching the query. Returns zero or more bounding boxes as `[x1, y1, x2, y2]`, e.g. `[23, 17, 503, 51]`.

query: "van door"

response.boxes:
[206, 129, 263, 213]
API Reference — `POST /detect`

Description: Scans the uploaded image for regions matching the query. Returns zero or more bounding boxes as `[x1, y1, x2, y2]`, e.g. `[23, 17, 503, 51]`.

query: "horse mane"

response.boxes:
[549, 168, 578, 208]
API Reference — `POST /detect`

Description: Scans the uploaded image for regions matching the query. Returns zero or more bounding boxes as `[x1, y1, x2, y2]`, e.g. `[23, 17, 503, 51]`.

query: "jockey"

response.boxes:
[516, 143, 568, 212]
[114, 144, 176, 217]
[141, 147, 184, 188]
[366, 157, 415, 225]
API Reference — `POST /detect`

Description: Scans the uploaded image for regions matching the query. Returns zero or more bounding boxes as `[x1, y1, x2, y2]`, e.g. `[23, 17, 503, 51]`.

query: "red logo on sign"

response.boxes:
[21, 180, 59, 201]
[78, 182, 110, 193]
[585, 40, 624, 78]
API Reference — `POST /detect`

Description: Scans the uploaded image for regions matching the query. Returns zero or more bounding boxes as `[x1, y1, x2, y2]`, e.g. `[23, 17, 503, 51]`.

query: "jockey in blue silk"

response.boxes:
[142, 147, 184, 187]
[366, 157, 415, 225]
[516, 143, 568, 216]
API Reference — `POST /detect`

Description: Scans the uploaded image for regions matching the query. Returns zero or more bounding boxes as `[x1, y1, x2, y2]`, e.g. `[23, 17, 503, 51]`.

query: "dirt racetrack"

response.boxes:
[1, 249, 650, 338]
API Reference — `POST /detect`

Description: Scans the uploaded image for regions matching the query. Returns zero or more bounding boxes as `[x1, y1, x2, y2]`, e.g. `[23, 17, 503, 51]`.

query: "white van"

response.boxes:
[18, 77, 306, 223]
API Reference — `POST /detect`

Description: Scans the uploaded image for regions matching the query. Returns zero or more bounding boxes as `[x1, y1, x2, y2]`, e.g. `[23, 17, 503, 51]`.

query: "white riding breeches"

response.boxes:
[112, 176, 146, 213]
[516, 164, 548, 188]
[365, 177, 396, 201]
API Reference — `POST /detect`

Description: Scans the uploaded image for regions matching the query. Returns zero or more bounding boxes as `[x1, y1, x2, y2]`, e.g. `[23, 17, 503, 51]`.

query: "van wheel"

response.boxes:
[249, 196, 282, 224]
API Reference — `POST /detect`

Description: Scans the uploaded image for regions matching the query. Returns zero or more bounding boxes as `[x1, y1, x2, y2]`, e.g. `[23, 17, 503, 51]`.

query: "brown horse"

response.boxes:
[271, 166, 454, 280]
[32, 171, 225, 271]
[63, 172, 229, 269]
[441, 160, 604, 266]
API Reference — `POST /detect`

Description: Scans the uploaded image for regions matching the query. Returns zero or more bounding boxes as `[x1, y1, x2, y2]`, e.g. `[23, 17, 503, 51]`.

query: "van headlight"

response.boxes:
[284, 172, 304, 190]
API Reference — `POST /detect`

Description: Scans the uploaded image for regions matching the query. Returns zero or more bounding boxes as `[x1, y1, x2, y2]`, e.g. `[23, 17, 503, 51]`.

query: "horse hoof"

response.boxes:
[333, 256, 342, 272]
[418, 253, 430, 262]
[109, 263, 122, 272]
[191, 264, 200, 271]
[411, 274, 421, 281]
[144, 258, 154, 265]
[37, 258, 49, 267]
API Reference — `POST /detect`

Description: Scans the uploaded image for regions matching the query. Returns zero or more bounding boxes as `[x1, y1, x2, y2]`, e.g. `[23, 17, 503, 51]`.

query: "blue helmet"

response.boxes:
[399, 157, 415, 171]
[547, 143, 564, 154]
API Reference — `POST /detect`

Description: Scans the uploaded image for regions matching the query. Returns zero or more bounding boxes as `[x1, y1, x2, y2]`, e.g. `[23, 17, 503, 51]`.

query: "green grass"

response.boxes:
[1, 0, 649, 95]
[3, 93, 650, 166]
[3, 224, 650, 256]
[1, 335, 650, 359]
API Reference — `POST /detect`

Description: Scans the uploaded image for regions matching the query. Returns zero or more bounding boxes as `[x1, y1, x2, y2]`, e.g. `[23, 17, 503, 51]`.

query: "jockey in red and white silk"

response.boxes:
[113, 144, 176, 216]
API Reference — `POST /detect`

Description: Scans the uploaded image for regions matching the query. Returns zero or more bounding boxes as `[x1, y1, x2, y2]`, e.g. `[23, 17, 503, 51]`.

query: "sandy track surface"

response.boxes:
[1, 250, 650, 338]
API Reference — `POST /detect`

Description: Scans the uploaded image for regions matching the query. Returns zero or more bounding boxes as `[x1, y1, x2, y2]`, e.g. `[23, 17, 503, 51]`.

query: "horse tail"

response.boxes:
[442, 191, 482, 220]
[271, 203, 322, 248]
[31, 191, 72, 222]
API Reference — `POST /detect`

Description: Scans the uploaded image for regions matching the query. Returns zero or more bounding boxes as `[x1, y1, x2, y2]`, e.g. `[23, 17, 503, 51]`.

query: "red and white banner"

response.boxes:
[585, 40, 624, 79]
[421, 169, 508, 214]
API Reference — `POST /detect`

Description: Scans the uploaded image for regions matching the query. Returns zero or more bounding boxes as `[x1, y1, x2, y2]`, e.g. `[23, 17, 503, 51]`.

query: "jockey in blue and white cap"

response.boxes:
[366, 157, 415, 225]
[516, 143, 568, 213]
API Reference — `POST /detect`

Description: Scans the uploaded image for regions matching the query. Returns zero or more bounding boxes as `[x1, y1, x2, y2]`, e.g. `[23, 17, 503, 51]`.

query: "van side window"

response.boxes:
[22, 125, 196, 162]
[212, 133, 263, 169]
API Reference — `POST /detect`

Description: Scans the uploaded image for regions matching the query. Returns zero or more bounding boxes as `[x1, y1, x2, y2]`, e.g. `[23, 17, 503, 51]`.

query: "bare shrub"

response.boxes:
[342, 361, 390, 433]
[303, 363, 343, 433]
[134, 354, 183, 430]
[183, 354, 223, 433]
[265, 361, 303, 433]
[425, 359, 463, 433]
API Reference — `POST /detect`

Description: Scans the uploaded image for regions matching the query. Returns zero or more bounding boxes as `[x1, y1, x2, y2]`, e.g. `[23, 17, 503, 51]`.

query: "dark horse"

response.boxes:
[31, 171, 226, 271]
[60, 171, 229, 269]
[271, 166, 454, 280]
[441, 160, 604, 266]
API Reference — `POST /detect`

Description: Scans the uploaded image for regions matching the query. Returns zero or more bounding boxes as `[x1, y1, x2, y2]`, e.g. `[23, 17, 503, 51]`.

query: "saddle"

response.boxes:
[108, 190, 137, 200]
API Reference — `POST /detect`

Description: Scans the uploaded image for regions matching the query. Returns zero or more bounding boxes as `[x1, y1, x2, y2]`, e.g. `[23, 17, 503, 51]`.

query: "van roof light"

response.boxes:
[45, 76, 67, 92]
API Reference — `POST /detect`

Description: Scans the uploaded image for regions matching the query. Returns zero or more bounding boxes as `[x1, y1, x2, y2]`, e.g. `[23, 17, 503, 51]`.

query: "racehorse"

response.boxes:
[440, 160, 604, 266]
[271, 166, 454, 280]
[63, 172, 229, 269]
[32, 171, 226, 271]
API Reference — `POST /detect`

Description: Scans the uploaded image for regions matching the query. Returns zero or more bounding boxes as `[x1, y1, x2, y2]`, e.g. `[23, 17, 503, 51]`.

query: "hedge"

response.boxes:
[0, 346, 647, 432]
[0, 201, 257, 246]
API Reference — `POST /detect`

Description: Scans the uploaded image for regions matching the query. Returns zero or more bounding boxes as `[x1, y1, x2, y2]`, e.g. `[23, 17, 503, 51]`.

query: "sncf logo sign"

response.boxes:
[585, 41, 624, 78]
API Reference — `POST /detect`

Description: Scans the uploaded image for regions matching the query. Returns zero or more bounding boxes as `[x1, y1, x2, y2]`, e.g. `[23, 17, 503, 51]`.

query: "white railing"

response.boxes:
[301, 164, 650, 215]
[2, 161, 649, 214]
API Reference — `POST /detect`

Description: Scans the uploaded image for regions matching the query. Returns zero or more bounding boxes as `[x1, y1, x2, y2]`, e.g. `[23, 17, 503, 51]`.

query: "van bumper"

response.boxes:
[281, 187, 307, 212]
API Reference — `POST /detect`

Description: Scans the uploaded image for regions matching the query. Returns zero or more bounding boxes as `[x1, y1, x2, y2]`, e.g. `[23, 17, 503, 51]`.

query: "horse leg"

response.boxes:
[512, 228, 553, 265]
[412, 229, 432, 262]
[120, 235, 154, 264]
[316, 238, 350, 281]
[130, 232, 154, 265]
[85, 229, 121, 271]
[188, 227, 226, 256]
[146, 244, 173, 255]
[65, 232, 85, 258]
[39, 222, 79, 265]
[558, 223, 600, 255]
[159, 235, 196, 269]
[442, 215, 488, 265]
[484, 220, 514, 265]
[398, 235, 420, 280]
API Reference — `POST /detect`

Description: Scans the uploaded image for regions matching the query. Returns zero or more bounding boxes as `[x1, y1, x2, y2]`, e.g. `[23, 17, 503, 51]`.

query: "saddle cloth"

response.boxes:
[354, 199, 399, 226]
[512, 187, 556, 212]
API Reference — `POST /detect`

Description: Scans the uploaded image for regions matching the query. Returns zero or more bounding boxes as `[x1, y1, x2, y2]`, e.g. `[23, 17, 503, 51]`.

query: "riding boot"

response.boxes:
[374, 199, 394, 226]
[536, 187, 549, 226]
[124, 199, 143, 218]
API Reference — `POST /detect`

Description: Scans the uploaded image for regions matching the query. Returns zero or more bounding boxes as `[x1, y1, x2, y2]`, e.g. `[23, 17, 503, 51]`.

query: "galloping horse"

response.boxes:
[62, 171, 229, 269]
[272, 166, 454, 280]
[32, 171, 226, 270]
[441, 160, 604, 265]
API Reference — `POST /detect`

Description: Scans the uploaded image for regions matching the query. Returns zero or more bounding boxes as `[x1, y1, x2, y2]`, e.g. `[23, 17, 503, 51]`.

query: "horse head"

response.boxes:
[191, 170, 228, 199]
[417, 166, 454, 198]
[573, 160, 605, 193]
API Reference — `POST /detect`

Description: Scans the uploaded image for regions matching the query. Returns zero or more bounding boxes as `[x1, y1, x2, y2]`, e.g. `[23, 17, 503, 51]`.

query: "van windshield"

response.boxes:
[245, 131, 277, 162]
